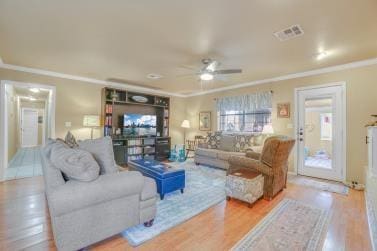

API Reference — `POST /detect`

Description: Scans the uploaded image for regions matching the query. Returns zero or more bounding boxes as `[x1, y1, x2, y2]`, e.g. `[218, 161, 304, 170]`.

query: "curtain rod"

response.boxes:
[213, 90, 273, 101]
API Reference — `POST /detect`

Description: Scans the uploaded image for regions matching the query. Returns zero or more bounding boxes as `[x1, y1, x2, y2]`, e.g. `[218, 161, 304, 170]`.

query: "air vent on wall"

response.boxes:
[274, 24, 304, 41]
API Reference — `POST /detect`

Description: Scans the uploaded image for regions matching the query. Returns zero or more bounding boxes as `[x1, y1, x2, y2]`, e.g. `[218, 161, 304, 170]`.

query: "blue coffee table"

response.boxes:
[128, 159, 185, 200]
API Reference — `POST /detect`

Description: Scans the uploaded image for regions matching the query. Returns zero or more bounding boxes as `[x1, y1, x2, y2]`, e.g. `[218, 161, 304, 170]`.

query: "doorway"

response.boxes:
[295, 83, 346, 182]
[0, 80, 56, 181]
[21, 108, 39, 147]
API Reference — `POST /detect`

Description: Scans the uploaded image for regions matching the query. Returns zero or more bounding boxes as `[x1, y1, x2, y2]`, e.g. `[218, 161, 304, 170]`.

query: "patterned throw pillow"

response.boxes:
[206, 131, 222, 149]
[234, 134, 254, 152]
[65, 131, 79, 148]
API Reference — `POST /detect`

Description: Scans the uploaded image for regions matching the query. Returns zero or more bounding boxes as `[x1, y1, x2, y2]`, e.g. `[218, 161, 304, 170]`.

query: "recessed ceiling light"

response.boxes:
[147, 73, 162, 80]
[200, 73, 214, 81]
[30, 88, 40, 93]
[29, 96, 36, 101]
[316, 51, 329, 60]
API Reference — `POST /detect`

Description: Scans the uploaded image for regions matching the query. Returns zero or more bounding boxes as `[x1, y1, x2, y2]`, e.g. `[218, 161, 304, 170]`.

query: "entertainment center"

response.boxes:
[101, 87, 171, 165]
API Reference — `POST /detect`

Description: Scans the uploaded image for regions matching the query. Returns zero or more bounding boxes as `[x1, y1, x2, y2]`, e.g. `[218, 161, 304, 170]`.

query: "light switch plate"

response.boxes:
[65, 122, 72, 127]
[287, 123, 293, 129]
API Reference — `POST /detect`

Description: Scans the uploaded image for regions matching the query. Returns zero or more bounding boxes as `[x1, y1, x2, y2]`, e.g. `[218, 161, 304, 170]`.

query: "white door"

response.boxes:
[21, 108, 39, 147]
[296, 84, 346, 181]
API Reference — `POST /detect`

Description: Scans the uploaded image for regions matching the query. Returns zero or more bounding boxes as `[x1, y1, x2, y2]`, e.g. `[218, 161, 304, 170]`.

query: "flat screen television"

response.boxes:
[123, 114, 157, 136]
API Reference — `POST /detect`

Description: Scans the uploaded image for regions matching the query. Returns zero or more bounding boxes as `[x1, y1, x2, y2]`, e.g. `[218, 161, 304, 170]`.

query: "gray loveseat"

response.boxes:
[195, 132, 265, 170]
[41, 138, 157, 251]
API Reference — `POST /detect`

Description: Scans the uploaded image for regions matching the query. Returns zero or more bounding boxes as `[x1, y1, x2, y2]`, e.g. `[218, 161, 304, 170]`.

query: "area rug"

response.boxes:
[231, 198, 331, 251]
[288, 174, 349, 195]
[122, 161, 226, 246]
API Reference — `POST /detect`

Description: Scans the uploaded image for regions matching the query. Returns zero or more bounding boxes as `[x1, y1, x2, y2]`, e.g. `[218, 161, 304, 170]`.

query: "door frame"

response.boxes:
[0, 80, 56, 181]
[20, 107, 39, 148]
[293, 82, 347, 182]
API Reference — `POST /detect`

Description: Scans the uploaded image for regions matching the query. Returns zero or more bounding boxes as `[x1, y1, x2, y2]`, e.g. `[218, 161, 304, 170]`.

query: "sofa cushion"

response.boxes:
[196, 148, 219, 159]
[50, 143, 100, 182]
[218, 135, 236, 152]
[217, 151, 245, 161]
[78, 137, 118, 174]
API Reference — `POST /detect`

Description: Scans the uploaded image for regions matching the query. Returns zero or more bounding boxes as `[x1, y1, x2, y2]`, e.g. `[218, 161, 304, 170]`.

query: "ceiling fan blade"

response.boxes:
[214, 69, 242, 75]
[205, 60, 220, 72]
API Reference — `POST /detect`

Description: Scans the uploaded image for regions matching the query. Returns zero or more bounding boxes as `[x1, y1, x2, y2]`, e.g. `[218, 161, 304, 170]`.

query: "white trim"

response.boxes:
[293, 82, 347, 182]
[0, 63, 185, 98]
[1, 58, 377, 98]
[0, 82, 7, 180]
[0, 80, 56, 181]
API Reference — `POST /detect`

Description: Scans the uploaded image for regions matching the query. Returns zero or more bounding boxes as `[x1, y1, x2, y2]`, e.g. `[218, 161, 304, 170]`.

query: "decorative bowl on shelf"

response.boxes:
[131, 95, 148, 103]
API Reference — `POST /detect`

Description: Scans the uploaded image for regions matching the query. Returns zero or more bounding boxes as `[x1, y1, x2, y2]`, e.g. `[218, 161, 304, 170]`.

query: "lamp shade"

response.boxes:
[181, 120, 190, 128]
[262, 124, 274, 134]
[83, 115, 100, 127]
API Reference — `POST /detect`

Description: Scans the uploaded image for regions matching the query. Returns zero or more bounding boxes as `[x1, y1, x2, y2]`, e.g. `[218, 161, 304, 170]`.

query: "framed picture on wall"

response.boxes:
[277, 103, 290, 118]
[199, 111, 211, 131]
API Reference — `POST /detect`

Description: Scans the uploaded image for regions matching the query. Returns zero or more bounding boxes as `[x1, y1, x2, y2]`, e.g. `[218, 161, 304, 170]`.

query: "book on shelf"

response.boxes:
[105, 116, 112, 126]
[105, 104, 113, 113]
[128, 147, 143, 155]
[164, 109, 169, 117]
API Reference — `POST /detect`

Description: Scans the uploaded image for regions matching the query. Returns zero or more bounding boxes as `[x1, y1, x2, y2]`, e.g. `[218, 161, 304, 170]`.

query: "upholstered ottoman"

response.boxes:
[225, 169, 264, 207]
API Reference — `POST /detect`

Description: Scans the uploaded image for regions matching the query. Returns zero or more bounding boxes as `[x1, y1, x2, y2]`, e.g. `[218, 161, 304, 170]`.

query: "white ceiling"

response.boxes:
[1, 0, 377, 95]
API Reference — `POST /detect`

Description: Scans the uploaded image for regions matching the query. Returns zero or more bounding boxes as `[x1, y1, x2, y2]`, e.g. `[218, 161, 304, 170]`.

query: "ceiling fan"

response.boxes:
[181, 59, 242, 81]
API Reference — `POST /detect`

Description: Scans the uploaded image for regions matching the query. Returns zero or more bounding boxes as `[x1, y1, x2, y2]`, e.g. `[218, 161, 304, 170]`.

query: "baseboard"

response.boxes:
[287, 171, 297, 176]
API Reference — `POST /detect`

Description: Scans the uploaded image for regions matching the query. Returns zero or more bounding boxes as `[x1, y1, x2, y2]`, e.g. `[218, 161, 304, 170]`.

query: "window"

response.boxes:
[218, 109, 272, 132]
[216, 92, 272, 133]
[320, 113, 332, 140]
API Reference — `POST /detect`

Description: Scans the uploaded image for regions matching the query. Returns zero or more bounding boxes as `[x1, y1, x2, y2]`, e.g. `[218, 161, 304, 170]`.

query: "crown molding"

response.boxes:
[1, 57, 377, 98]
[0, 62, 185, 97]
[186, 57, 377, 97]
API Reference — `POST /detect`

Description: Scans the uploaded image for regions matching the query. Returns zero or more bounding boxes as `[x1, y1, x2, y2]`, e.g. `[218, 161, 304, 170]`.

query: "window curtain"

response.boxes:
[216, 91, 272, 113]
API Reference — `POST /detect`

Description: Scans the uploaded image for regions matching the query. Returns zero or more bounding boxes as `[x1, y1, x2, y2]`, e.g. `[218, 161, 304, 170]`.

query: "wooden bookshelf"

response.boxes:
[101, 87, 171, 165]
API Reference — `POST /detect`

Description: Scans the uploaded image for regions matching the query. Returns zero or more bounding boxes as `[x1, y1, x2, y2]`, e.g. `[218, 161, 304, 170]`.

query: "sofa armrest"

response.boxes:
[48, 171, 144, 217]
[197, 142, 209, 148]
[228, 156, 273, 177]
[245, 150, 261, 160]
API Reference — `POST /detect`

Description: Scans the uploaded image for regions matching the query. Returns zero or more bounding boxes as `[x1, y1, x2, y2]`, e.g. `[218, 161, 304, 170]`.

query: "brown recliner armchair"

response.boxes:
[228, 136, 295, 200]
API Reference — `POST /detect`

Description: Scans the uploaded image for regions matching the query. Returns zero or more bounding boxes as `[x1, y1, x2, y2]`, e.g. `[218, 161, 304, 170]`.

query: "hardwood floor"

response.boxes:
[0, 176, 372, 251]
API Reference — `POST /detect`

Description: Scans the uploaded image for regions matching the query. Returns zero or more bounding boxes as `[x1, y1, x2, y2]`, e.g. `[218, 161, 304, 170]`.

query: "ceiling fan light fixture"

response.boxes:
[200, 72, 214, 81]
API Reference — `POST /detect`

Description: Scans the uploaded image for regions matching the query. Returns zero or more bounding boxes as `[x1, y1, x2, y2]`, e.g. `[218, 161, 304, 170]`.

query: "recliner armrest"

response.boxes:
[48, 171, 144, 217]
[228, 156, 273, 177]
[245, 150, 261, 160]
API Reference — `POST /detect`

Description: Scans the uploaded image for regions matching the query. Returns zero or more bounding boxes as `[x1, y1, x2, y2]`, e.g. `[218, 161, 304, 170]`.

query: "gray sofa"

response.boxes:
[41, 140, 157, 251]
[195, 132, 265, 170]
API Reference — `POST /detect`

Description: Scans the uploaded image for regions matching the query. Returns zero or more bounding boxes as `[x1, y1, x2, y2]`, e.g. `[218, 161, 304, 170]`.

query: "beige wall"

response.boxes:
[185, 64, 377, 184]
[0, 68, 185, 147]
